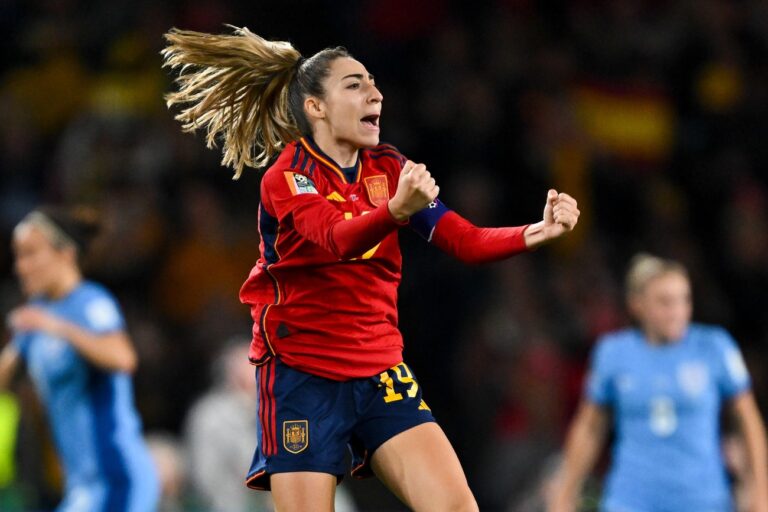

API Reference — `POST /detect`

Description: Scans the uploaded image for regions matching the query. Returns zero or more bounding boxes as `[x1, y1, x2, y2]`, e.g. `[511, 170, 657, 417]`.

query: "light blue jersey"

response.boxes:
[13, 281, 159, 512]
[587, 323, 750, 512]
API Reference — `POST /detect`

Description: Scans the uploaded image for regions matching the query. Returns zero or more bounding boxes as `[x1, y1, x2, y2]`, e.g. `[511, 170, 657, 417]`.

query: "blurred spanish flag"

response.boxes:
[574, 80, 675, 164]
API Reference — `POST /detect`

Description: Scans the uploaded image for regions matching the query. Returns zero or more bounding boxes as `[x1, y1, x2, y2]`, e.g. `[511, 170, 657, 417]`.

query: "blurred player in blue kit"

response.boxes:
[550, 253, 768, 512]
[0, 207, 159, 512]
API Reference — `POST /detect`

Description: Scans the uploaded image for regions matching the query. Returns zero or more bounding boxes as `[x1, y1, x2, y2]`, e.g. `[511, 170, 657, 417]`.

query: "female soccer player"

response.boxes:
[0, 207, 159, 512]
[549, 254, 768, 512]
[162, 26, 580, 511]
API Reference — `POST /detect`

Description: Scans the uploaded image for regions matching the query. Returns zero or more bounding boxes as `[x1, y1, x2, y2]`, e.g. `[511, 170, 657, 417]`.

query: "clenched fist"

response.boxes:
[524, 189, 581, 249]
[387, 160, 440, 222]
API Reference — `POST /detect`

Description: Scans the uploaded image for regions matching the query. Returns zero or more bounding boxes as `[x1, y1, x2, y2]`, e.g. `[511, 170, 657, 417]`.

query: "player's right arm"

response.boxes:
[548, 401, 610, 512]
[262, 160, 437, 259]
[16, 311, 137, 373]
[0, 344, 21, 391]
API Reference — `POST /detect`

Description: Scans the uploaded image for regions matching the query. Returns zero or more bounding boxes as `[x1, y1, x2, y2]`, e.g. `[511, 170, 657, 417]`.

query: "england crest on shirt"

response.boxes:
[677, 361, 709, 398]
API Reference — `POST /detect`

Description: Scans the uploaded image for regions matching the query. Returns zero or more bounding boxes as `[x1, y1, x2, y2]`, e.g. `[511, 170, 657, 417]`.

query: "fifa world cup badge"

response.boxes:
[283, 420, 309, 454]
[364, 175, 389, 207]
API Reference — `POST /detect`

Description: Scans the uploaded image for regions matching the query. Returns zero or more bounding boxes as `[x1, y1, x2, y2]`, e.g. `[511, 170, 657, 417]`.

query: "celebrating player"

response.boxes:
[549, 253, 768, 512]
[162, 26, 579, 511]
[0, 207, 159, 512]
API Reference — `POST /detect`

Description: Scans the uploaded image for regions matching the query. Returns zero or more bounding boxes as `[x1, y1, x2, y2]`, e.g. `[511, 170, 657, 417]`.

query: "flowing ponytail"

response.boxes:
[162, 26, 303, 179]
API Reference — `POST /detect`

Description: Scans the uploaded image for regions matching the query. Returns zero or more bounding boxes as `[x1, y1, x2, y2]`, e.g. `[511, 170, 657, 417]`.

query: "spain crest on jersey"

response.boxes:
[283, 420, 309, 454]
[364, 175, 389, 207]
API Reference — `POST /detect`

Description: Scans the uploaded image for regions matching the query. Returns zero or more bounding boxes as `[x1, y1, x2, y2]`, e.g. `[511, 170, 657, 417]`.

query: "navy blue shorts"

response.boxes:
[245, 358, 435, 490]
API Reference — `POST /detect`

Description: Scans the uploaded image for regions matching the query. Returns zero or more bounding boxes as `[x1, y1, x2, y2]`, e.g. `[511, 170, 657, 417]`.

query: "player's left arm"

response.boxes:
[716, 329, 768, 512]
[729, 392, 768, 512]
[421, 189, 579, 264]
[8, 305, 137, 373]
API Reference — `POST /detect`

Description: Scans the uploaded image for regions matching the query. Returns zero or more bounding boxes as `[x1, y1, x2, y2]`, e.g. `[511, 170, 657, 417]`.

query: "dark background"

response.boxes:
[1, 0, 767, 510]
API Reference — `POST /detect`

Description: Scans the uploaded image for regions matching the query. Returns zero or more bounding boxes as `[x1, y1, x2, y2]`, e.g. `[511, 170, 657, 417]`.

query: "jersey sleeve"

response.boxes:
[427, 209, 530, 264]
[365, 145, 530, 263]
[409, 199, 451, 241]
[710, 328, 751, 398]
[261, 167, 405, 259]
[83, 292, 125, 334]
[10, 333, 32, 360]
[585, 339, 614, 406]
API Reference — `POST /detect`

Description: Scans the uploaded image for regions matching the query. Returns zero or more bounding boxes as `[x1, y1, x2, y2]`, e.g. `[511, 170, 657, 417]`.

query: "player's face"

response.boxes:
[319, 57, 383, 148]
[632, 272, 692, 343]
[12, 225, 70, 297]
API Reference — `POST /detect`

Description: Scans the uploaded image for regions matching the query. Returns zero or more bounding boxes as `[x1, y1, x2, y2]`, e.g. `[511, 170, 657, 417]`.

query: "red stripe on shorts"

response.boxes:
[258, 362, 267, 455]
[267, 360, 277, 455]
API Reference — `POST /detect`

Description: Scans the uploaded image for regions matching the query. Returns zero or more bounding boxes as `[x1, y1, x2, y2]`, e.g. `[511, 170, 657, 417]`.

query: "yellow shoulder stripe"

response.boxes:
[326, 191, 346, 202]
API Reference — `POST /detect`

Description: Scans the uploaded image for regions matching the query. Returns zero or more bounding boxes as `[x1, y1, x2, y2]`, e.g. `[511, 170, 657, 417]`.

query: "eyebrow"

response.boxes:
[342, 73, 375, 81]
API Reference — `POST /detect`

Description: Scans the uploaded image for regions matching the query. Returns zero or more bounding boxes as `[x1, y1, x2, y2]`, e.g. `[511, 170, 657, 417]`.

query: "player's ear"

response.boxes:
[304, 96, 326, 121]
[58, 244, 78, 266]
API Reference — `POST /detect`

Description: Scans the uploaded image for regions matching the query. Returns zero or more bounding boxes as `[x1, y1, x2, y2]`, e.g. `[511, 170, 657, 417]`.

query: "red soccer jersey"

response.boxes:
[240, 137, 531, 380]
[240, 137, 409, 380]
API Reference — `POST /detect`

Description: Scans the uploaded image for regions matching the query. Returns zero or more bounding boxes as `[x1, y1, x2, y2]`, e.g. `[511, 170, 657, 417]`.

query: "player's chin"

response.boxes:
[662, 323, 689, 342]
[355, 129, 380, 148]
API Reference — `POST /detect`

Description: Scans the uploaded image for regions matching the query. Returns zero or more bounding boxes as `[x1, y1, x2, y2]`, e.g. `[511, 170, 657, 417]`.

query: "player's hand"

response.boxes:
[541, 189, 579, 240]
[387, 160, 439, 222]
[7, 306, 63, 336]
[523, 189, 580, 249]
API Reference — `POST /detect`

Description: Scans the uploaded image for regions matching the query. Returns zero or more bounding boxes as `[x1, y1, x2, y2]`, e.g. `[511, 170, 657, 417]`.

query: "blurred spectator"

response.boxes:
[146, 432, 193, 512]
[183, 339, 272, 512]
[152, 181, 254, 332]
[184, 339, 358, 512]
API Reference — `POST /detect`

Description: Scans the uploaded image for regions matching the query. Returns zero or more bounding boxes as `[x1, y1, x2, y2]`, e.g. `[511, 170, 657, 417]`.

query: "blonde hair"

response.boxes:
[162, 26, 351, 179]
[162, 26, 301, 178]
[625, 252, 689, 299]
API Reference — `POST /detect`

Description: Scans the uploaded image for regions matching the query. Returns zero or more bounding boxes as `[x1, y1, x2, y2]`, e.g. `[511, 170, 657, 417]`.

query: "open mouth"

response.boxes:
[360, 114, 380, 130]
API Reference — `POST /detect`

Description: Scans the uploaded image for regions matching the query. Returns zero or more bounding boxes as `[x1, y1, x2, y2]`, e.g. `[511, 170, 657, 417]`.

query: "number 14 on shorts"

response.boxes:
[378, 362, 431, 411]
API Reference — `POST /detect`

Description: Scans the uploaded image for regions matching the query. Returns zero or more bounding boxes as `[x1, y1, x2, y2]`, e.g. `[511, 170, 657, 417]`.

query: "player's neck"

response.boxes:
[643, 330, 680, 346]
[311, 133, 358, 168]
[47, 268, 82, 300]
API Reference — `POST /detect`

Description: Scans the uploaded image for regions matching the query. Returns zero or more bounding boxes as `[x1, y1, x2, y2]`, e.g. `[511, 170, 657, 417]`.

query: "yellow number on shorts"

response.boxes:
[379, 363, 419, 404]
[393, 363, 419, 398]
[379, 371, 403, 403]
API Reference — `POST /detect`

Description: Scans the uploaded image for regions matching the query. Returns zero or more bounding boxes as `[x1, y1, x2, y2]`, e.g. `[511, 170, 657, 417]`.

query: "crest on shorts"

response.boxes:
[364, 175, 389, 207]
[283, 420, 309, 454]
